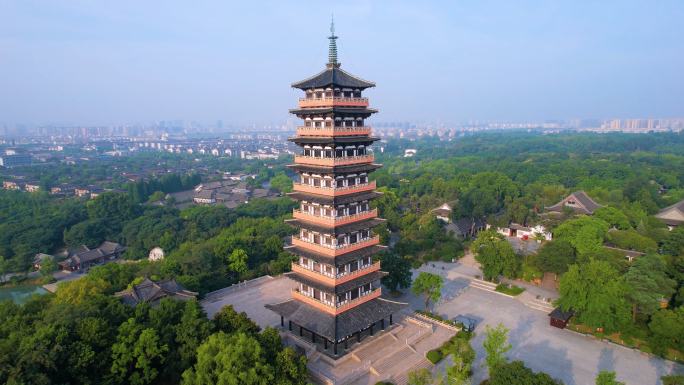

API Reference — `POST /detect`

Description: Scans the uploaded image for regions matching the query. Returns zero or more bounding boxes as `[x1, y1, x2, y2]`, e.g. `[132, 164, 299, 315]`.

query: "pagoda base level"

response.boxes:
[265, 297, 407, 357]
[276, 317, 398, 360]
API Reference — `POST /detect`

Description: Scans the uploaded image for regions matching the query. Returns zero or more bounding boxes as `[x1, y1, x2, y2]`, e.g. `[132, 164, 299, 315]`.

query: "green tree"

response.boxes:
[596, 370, 625, 385]
[554, 217, 610, 255]
[174, 299, 214, 371]
[53, 278, 110, 305]
[111, 318, 169, 385]
[411, 272, 444, 313]
[534, 240, 576, 275]
[472, 230, 519, 280]
[264, 235, 283, 255]
[661, 373, 684, 385]
[228, 249, 249, 273]
[555, 259, 631, 330]
[86, 191, 139, 221]
[488, 360, 563, 385]
[445, 337, 476, 384]
[407, 367, 434, 385]
[482, 323, 511, 370]
[213, 305, 261, 335]
[624, 254, 676, 322]
[593, 207, 632, 230]
[181, 332, 276, 385]
[38, 256, 57, 278]
[648, 307, 684, 352]
[663, 228, 684, 257]
[147, 191, 166, 203]
[380, 252, 412, 292]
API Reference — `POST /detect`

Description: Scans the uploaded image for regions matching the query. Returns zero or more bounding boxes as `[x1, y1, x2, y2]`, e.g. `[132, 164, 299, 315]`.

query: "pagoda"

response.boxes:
[266, 21, 407, 356]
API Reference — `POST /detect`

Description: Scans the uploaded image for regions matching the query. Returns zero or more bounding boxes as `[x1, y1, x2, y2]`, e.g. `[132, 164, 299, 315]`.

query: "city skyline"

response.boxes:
[2, 1, 684, 126]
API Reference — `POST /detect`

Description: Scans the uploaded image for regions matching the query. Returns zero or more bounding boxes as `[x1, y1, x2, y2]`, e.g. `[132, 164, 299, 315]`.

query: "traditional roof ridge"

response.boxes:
[657, 198, 684, 214]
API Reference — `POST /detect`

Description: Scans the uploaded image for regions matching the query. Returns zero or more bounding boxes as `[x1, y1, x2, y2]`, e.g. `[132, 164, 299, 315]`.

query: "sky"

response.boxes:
[1, 0, 683, 127]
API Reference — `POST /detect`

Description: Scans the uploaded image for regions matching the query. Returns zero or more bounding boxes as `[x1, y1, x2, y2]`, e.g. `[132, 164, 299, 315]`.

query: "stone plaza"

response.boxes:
[201, 261, 684, 385]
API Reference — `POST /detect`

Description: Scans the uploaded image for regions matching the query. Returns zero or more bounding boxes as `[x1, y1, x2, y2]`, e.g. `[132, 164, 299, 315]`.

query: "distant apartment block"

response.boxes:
[0, 154, 33, 167]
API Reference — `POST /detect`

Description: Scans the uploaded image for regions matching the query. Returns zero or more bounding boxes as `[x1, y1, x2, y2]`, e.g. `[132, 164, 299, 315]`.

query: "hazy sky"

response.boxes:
[1, 0, 683, 126]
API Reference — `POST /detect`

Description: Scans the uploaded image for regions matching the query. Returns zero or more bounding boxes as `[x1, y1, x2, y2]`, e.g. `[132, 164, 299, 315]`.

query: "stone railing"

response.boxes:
[294, 154, 374, 166]
[413, 312, 462, 333]
[296, 126, 372, 136]
[291, 287, 381, 315]
[406, 327, 433, 346]
[292, 181, 376, 196]
[292, 208, 377, 226]
[298, 96, 369, 107]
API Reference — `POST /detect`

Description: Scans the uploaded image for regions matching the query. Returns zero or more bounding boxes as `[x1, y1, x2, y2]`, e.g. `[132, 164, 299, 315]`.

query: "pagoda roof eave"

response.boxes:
[289, 107, 378, 117]
[284, 217, 386, 236]
[286, 163, 382, 175]
[288, 136, 381, 145]
[286, 270, 387, 295]
[291, 67, 376, 90]
[284, 244, 387, 266]
[286, 190, 384, 205]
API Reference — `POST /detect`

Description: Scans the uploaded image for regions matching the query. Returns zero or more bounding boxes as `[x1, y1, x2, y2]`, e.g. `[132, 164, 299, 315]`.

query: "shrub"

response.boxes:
[622, 336, 634, 346]
[456, 331, 471, 340]
[438, 341, 453, 356]
[495, 283, 508, 291]
[425, 311, 433, 318]
[594, 332, 604, 339]
[455, 322, 464, 329]
[433, 315, 443, 321]
[474, 275, 480, 279]
[426, 350, 442, 364]
[536, 294, 540, 299]
[524, 272, 534, 282]
[415, 310, 424, 314]
[442, 254, 453, 262]
[639, 345, 652, 354]
[444, 319, 454, 325]
[492, 278, 500, 284]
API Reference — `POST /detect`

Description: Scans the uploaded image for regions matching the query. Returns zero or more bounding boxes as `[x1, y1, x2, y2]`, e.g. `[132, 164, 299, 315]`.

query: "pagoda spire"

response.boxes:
[327, 16, 340, 68]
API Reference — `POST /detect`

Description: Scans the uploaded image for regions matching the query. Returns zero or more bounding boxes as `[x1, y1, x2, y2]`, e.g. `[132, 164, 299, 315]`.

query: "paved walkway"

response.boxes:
[408, 264, 682, 385]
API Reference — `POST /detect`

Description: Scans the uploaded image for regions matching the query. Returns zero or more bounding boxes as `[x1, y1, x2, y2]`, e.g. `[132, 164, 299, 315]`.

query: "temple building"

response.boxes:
[266, 22, 406, 356]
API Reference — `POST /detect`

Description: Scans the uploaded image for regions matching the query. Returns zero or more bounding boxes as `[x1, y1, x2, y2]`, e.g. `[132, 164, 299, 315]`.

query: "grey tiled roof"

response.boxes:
[288, 136, 380, 146]
[114, 276, 198, 306]
[291, 67, 376, 90]
[284, 217, 385, 236]
[287, 270, 387, 295]
[289, 107, 378, 118]
[545, 190, 603, 215]
[64, 245, 89, 257]
[284, 244, 387, 266]
[265, 297, 407, 341]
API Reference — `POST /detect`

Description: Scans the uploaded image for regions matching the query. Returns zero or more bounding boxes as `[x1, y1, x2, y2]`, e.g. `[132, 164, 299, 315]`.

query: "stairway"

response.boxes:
[352, 334, 396, 362]
[391, 358, 434, 385]
[515, 291, 555, 313]
[468, 278, 497, 292]
[370, 346, 415, 375]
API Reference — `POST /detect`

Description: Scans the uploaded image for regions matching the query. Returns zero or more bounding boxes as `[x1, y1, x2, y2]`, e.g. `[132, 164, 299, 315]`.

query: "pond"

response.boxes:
[0, 284, 48, 305]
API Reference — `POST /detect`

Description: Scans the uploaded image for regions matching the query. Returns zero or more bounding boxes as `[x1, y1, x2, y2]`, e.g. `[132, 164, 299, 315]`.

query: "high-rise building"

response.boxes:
[216, 120, 223, 129]
[266, 22, 406, 356]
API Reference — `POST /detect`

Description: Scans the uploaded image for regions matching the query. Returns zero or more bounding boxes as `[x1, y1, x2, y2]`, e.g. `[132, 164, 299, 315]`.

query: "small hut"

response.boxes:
[548, 307, 575, 329]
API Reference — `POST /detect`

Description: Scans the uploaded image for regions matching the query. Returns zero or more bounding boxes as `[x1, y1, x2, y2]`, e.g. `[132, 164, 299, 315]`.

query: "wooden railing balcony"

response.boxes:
[292, 181, 376, 196]
[296, 126, 372, 137]
[298, 97, 369, 108]
[291, 261, 381, 285]
[292, 208, 378, 226]
[294, 154, 374, 167]
[291, 235, 380, 257]
[291, 287, 382, 315]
